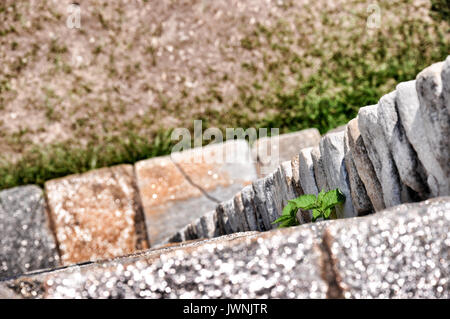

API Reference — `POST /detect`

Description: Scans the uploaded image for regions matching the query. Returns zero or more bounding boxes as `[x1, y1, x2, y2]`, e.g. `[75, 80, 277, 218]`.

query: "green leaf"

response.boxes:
[289, 194, 317, 210]
[271, 214, 292, 224]
[282, 201, 297, 217]
[316, 189, 326, 205]
[312, 208, 322, 219]
[321, 189, 345, 210]
[323, 208, 332, 219]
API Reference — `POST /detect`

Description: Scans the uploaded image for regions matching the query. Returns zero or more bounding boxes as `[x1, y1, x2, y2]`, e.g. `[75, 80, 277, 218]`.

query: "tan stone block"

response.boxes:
[252, 128, 321, 177]
[45, 165, 149, 265]
[136, 140, 257, 245]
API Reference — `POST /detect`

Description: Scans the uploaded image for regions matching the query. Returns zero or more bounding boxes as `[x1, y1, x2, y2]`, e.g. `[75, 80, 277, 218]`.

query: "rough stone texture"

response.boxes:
[416, 61, 450, 196]
[290, 154, 303, 195]
[358, 105, 405, 207]
[343, 130, 373, 216]
[136, 140, 256, 245]
[310, 146, 330, 192]
[251, 178, 273, 231]
[0, 186, 59, 281]
[233, 186, 260, 232]
[319, 131, 356, 218]
[217, 198, 244, 234]
[298, 147, 319, 196]
[199, 210, 221, 239]
[442, 56, 450, 110]
[6, 228, 326, 299]
[262, 172, 284, 229]
[346, 118, 385, 211]
[396, 80, 445, 198]
[252, 128, 321, 177]
[326, 197, 449, 298]
[4, 197, 449, 299]
[45, 165, 149, 265]
[377, 90, 428, 199]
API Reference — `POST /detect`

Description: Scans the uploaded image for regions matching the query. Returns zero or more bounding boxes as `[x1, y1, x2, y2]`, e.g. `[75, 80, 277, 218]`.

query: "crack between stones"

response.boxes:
[319, 229, 345, 299]
[171, 159, 221, 204]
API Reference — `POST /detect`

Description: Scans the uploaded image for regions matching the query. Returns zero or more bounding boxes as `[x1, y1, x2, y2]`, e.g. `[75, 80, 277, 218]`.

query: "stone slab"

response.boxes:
[343, 129, 373, 216]
[396, 80, 444, 198]
[252, 129, 321, 177]
[319, 131, 356, 218]
[0, 186, 59, 280]
[45, 165, 149, 265]
[6, 227, 326, 299]
[136, 140, 257, 245]
[310, 146, 329, 193]
[298, 147, 319, 196]
[377, 90, 428, 199]
[325, 197, 450, 298]
[358, 104, 405, 207]
[416, 61, 450, 196]
[346, 118, 385, 211]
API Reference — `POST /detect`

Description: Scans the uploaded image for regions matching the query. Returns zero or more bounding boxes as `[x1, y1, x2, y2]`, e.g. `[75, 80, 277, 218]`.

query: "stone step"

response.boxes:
[166, 56, 450, 243]
[251, 128, 321, 177]
[0, 186, 60, 281]
[135, 139, 257, 246]
[1, 56, 449, 284]
[2, 197, 448, 299]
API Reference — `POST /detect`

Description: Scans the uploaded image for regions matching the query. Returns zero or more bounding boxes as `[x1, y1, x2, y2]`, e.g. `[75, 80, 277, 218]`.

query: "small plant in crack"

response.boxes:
[272, 188, 346, 228]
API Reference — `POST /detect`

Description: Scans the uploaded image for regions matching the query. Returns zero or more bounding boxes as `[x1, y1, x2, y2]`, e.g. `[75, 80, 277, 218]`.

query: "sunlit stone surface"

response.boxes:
[45, 165, 149, 265]
[0, 186, 59, 280]
[252, 128, 321, 178]
[326, 197, 449, 298]
[135, 140, 256, 245]
[3, 197, 448, 299]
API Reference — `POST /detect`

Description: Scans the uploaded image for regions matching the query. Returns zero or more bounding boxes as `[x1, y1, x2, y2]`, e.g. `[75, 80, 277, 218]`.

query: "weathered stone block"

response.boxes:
[298, 147, 319, 196]
[14, 227, 325, 299]
[45, 165, 149, 265]
[310, 146, 329, 193]
[396, 80, 444, 198]
[252, 129, 321, 177]
[358, 105, 405, 207]
[325, 197, 450, 298]
[136, 140, 256, 245]
[343, 129, 373, 216]
[377, 90, 428, 199]
[0, 186, 59, 280]
[251, 178, 273, 231]
[416, 61, 450, 196]
[346, 118, 385, 211]
[319, 131, 356, 218]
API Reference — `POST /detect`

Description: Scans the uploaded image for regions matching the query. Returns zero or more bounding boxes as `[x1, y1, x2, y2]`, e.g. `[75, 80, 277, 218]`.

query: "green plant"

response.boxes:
[272, 189, 346, 227]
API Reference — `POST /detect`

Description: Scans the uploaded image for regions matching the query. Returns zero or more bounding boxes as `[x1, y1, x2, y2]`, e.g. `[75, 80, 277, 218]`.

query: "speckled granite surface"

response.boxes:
[2, 197, 448, 299]
[0, 185, 59, 281]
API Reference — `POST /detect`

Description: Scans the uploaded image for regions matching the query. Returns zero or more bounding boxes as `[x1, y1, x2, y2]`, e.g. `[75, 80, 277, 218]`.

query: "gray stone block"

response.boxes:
[0, 186, 59, 281]
[298, 147, 319, 196]
[326, 197, 450, 298]
[252, 128, 321, 177]
[378, 90, 428, 199]
[416, 61, 450, 196]
[396, 80, 444, 198]
[310, 146, 330, 192]
[319, 131, 356, 218]
[358, 105, 405, 207]
[346, 118, 385, 211]
[343, 129, 373, 215]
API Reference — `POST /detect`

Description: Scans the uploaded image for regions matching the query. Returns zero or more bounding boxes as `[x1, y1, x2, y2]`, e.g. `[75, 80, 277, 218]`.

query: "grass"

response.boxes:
[0, 131, 175, 189]
[0, 0, 449, 191]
